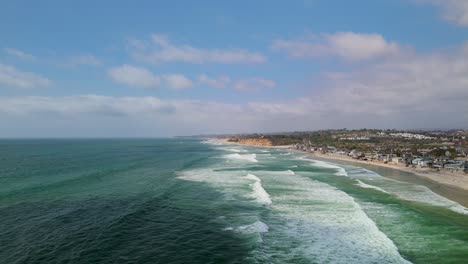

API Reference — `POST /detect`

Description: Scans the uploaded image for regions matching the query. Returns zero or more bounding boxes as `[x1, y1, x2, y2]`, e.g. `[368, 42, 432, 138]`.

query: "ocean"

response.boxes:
[1, 138, 468, 263]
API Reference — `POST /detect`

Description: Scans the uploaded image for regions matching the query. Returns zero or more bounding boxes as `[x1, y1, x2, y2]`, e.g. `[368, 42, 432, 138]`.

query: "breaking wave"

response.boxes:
[245, 174, 272, 205]
[225, 153, 258, 162]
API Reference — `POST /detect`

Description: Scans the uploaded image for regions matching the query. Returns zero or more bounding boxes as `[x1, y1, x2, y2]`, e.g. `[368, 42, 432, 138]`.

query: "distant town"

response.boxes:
[221, 129, 468, 174]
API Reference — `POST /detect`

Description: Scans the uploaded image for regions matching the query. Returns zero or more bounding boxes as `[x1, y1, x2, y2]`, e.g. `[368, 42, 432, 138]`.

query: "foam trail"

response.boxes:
[385, 184, 468, 215]
[286, 170, 295, 175]
[308, 159, 349, 176]
[201, 138, 226, 145]
[335, 167, 348, 176]
[225, 153, 258, 163]
[236, 221, 269, 234]
[225, 148, 242, 152]
[245, 174, 272, 205]
[356, 180, 389, 194]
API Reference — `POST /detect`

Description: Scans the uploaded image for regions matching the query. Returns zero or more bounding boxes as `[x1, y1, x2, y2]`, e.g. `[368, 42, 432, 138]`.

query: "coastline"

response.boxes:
[307, 152, 468, 207]
[220, 139, 468, 207]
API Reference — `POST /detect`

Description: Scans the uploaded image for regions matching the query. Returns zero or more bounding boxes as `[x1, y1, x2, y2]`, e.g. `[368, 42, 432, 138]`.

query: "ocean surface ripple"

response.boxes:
[1, 139, 468, 263]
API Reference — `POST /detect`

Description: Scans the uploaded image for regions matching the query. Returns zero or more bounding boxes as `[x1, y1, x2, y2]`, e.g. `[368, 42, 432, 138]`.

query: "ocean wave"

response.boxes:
[355, 180, 389, 194]
[176, 168, 244, 188]
[335, 167, 348, 176]
[245, 174, 272, 205]
[225, 153, 258, 163]
[264, 172, 410, 263]
[308, 159, 349, 177]
[215, 147, 248, 153]
[385, 183, 468, 215]
[347, 166, 468, 215]
[200, 138, 226, 145]
[236, 221, 269, 234]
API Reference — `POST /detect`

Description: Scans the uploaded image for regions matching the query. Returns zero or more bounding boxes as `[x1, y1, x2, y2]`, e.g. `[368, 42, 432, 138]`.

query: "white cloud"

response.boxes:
[198, 74, 231, 89]
[162, 74, 193, 89]
[233, 78, 276, 92]
[4, 48, 36, 61]
[108, 65, 161, 88]
[0, 64, 52, 89]
[2, 41, 468, 137]
[418, 0, 468, 26]
[130, 34, 266, 64]
[314, 40, 468, 126]
[108, 64, 193, 89]
[272, 32, 401, 61]
[67, 55, 102, 66]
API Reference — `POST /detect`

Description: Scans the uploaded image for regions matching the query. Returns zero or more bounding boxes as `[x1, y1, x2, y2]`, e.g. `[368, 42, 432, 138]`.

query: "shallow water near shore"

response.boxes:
[1, 139, 468, 263]
[313, 156, 468, 208]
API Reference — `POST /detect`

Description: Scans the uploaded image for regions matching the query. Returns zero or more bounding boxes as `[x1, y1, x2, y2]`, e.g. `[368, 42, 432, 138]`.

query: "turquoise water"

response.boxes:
[1, 139, 468, 263]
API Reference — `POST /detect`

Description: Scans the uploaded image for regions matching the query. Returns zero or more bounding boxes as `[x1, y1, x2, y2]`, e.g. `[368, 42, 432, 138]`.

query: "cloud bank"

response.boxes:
[108, 65, 193, 89]
[129, 34, 266, 64]
[0, 64, 52, 89]
[4, 48, 36, 61]
[272, 32, 401, 61]
[418, 0, 468, 26]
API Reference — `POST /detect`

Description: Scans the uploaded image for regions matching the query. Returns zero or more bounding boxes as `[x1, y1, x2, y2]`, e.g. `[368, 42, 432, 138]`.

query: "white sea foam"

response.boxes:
[236, 221, 269, 234]
[200, 138, 226, 145]
[286, 170, 295, 175]
[345, 166, 468, 215]
[255, 170, 410, 263]
[355, 180, 389, 194]
[245, 174, 272, 205]
[308, 159, 349, 177]
[224, 153, 258, 162]
[216, 146, 247, 153]
[180, 149, 410, 262]
[224, 148, 242, 152]
[176, 168, 242, 186]
[383, 183, 468, 215]
[335, 167, 348, 176]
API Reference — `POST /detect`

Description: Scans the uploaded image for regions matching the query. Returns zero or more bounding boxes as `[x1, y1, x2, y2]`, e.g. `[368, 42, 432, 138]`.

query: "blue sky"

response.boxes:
[1, 0, 468, 137]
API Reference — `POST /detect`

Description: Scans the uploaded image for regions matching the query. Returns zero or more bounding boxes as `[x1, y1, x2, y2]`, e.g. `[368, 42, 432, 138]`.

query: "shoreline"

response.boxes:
[307, 152, 468, 207]
[220, 139, 468, 207]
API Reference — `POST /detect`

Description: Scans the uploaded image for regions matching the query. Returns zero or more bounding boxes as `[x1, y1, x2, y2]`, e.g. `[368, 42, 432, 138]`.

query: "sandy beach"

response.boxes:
[224, 139, 468, 206]
[307, 152, 468, 207]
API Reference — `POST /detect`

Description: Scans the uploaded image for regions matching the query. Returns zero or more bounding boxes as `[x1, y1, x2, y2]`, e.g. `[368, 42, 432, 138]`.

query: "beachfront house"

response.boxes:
[444, 161, 468, 173]
[383, 154, 395, 162]
[327, 146, 337, 153]
[417, 158, 433, 167]
[364, 153, 375, 160]
[433, 162, 444, 169]
[349, 149, 364, 159]
[412, 158, 421, 166]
